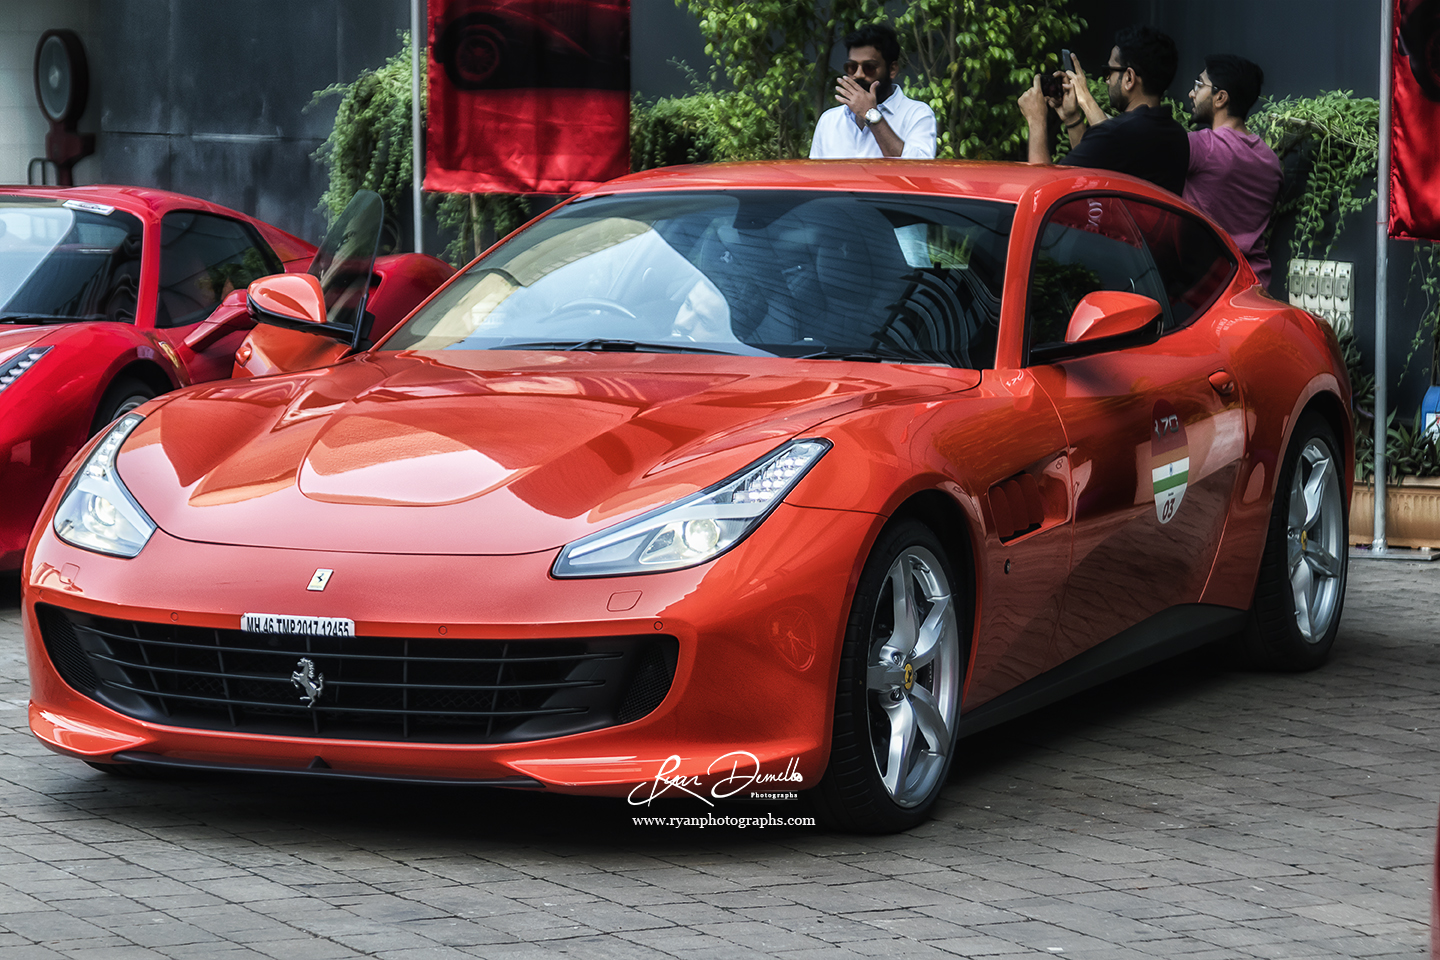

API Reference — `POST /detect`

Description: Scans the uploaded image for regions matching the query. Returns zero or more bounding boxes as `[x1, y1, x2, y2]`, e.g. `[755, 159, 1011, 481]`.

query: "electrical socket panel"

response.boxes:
[1287, 258, 1353, 338]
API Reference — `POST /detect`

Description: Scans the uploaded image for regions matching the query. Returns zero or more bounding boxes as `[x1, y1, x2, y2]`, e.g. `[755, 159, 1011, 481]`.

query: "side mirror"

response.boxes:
[247, 273, 327, 329]
[1064, 291, 1162, 344]
[182, 289, 253, 351]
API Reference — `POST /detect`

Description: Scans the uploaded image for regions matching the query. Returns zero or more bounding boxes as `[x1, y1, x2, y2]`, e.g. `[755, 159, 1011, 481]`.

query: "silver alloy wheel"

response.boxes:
[864, 544, 961, 807]
[1286, 437, 1344, 642]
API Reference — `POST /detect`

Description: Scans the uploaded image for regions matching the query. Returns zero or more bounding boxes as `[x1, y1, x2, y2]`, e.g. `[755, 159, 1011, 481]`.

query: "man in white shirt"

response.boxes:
[809, 24, 937, 160]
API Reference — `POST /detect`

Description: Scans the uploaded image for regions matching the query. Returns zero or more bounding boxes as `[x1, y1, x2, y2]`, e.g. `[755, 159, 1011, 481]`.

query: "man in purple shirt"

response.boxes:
[1184, 55, 1284, 287]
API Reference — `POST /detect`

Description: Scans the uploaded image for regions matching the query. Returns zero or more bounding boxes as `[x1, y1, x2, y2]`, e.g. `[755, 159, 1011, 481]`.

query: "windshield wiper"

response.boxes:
[794, 348, 921, 363]
[495, 338, 735, 355]
[0, 313, 99, 324]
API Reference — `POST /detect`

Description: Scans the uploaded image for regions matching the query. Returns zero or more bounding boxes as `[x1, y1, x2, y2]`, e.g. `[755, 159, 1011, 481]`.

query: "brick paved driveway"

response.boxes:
[1, 561, 1435, 959]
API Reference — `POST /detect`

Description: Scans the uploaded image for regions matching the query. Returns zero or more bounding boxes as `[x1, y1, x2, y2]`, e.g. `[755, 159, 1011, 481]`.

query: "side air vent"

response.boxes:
[989, 472, 1045, 542]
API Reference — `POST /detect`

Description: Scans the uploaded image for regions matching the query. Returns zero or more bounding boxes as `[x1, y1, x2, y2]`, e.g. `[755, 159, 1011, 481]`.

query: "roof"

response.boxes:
[590, 159, 1105, 204]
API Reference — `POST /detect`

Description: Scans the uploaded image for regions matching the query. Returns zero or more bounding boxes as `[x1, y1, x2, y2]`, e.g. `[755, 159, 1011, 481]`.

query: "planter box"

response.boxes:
[1349, 476, 1440, 548]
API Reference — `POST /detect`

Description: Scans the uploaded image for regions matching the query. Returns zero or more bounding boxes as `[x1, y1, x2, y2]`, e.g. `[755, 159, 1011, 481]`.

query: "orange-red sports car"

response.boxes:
[21, 162, 1351, 833]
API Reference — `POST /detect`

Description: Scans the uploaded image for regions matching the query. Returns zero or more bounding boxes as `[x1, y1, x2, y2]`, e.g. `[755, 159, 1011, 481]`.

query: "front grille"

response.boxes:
[37, 605, 678, 744]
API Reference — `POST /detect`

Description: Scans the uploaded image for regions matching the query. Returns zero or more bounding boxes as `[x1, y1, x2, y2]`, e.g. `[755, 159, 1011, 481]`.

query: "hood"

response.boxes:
[116, 351, 975, 555]
[0, 324, 58, 367]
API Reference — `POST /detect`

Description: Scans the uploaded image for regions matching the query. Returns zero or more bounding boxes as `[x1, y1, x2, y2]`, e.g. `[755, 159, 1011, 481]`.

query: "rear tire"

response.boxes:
[1238, 412, 1348, 670]
[812, 520, 967, 833]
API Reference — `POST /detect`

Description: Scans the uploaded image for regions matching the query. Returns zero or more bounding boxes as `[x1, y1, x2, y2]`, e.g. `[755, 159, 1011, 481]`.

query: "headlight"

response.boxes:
[53, 413, 156, 558]
[553, 438, 831, 578]
[0, 346, 51, 394]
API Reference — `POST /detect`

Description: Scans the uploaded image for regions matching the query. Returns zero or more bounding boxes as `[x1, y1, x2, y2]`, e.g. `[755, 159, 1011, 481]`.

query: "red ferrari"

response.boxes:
[0, 186, 452, 571]
[21, 162, 1351, 833]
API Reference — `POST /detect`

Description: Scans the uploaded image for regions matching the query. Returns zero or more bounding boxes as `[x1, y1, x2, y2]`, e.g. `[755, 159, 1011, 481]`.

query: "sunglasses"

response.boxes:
[843, 59, 886, 76]
[1102, 63, 1127, 78]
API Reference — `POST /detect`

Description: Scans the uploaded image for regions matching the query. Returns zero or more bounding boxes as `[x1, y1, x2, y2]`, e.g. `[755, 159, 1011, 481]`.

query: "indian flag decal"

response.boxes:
[1151, 400, 1188, 525]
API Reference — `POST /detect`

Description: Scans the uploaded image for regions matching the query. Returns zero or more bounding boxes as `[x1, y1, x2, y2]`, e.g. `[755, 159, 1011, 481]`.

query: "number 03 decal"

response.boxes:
[1151, 400, 1189, 525]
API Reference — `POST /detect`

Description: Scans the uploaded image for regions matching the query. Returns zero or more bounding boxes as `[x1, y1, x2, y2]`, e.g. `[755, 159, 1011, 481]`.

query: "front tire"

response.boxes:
[1240, 412, 1348, 670]
[90, 377, 155, 434]
[813, 520, 966, 833]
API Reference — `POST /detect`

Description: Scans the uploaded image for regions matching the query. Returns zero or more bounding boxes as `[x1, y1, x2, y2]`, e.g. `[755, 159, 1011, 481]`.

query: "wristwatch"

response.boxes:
[864, 108, 882, 126]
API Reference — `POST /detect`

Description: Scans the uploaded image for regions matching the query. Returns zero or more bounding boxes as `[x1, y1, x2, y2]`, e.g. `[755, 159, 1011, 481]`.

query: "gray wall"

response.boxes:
[97, 0, 410, 246]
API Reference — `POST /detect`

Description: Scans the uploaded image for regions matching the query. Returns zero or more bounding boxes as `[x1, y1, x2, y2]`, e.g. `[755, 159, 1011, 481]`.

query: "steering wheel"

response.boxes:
[550, 297, 637, 319]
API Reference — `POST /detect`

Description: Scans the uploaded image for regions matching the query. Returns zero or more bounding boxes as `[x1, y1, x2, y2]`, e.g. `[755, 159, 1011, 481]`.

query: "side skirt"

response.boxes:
[956, 604, 1248, 739]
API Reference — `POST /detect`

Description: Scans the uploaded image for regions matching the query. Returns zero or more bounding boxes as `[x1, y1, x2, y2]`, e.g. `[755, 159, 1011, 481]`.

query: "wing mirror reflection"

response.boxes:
[1064, 291, 1162, 344]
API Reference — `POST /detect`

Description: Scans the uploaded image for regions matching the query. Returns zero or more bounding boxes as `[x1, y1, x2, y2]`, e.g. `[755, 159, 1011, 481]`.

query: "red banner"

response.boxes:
[1390, 0, 1440, 241]
[426, 0, 631, 194]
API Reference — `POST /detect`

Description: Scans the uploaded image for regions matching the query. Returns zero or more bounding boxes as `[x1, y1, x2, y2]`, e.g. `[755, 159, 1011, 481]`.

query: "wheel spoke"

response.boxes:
[909, 594, 951, 668]
[880, 697, 917, 796]
[1304, 542, 1342, 580]
[867, 658, 906, 692]
[909, 685, 951, 758]
[888, 558, 918, 654]
[1299, 452, 1333, 530]
[1290, 558, 1316, 641]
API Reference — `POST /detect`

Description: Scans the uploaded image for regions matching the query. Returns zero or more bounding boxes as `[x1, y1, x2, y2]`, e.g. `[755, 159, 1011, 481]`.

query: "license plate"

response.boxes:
[241, 613, 355, 637]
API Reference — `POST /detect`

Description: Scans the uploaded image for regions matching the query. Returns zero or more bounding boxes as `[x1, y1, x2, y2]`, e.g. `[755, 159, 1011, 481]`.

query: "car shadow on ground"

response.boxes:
[22, 644, 1245, 855]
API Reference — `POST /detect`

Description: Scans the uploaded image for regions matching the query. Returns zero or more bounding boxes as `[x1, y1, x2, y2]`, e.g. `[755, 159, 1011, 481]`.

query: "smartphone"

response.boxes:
[1040, 73, 1064, 99]
[1061, 49, 1075, 73]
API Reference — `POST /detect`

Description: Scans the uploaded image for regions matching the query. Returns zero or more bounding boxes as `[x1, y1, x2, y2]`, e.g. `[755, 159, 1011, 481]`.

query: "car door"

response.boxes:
[1022, 194, 1244, 663]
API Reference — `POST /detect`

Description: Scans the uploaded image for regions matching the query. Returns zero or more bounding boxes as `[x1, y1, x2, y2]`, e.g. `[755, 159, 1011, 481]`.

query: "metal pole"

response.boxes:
[1373, 0, 1392, 550]
[411, 0, 425, 255]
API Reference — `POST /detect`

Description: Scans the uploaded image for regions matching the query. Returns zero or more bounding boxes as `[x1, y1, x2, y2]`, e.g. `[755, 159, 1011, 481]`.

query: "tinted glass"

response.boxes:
[1027, 196, 1167, 358]
[158, 212, 281, 328]
[1123, 199, 1237, 329]
[0, 200, 144, 323]
[307, 190, 384, 333]
[386, 191, 1014, 368]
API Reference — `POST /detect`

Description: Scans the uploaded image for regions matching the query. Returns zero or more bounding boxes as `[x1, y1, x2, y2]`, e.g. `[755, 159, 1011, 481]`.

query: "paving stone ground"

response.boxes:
[1, 560, 1436, 959]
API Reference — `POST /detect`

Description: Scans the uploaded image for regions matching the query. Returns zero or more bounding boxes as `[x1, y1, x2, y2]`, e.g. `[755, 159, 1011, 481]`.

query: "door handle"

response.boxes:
[1208, 370, 1236, 397]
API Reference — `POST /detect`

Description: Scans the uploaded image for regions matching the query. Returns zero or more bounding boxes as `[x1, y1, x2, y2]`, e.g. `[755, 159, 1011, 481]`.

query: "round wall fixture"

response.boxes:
[31, 29, 94, 186]
[34, 30, 89, 124]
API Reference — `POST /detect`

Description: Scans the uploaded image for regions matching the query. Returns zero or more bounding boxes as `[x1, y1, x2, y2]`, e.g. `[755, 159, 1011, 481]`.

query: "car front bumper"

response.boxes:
[24, 502, 877, 799]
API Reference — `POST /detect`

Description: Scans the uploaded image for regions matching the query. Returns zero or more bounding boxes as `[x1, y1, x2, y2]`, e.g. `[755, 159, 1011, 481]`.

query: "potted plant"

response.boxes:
[1349, 405, 1440, 548]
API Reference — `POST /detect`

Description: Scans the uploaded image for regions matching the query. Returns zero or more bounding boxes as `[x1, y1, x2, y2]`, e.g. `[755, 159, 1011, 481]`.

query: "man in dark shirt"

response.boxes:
[1019, 25, 1189, 195]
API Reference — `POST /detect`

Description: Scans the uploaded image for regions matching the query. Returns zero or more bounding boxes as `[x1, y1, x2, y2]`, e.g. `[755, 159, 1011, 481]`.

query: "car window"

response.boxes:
[1123, 199, 1238, 330]
[1026, 196, 1168, 362]
[385, 191, 1014, 369]
[157, 211, 281, 328]
[0, 201, 144, 322]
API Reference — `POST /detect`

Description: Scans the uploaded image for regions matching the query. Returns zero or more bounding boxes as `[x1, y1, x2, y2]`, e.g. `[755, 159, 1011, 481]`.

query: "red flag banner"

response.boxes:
[426, 0, 631, 194]
[1390, 0, 1440, 241]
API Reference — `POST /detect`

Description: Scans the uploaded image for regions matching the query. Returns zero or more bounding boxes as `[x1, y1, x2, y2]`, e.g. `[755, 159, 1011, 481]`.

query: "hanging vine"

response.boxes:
[1249, 92, 1381, 259]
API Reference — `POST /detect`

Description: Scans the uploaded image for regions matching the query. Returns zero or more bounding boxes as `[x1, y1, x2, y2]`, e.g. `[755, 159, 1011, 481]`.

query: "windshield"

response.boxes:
[0, 200, 145, 323]
[385, 191, 1014, 367]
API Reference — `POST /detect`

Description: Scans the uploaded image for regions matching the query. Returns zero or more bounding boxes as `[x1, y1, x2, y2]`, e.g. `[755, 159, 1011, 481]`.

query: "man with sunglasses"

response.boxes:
[1019, 25, 1188, 195]
[1184, 56, 1283, 287]
[809, 23, 936, 159]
